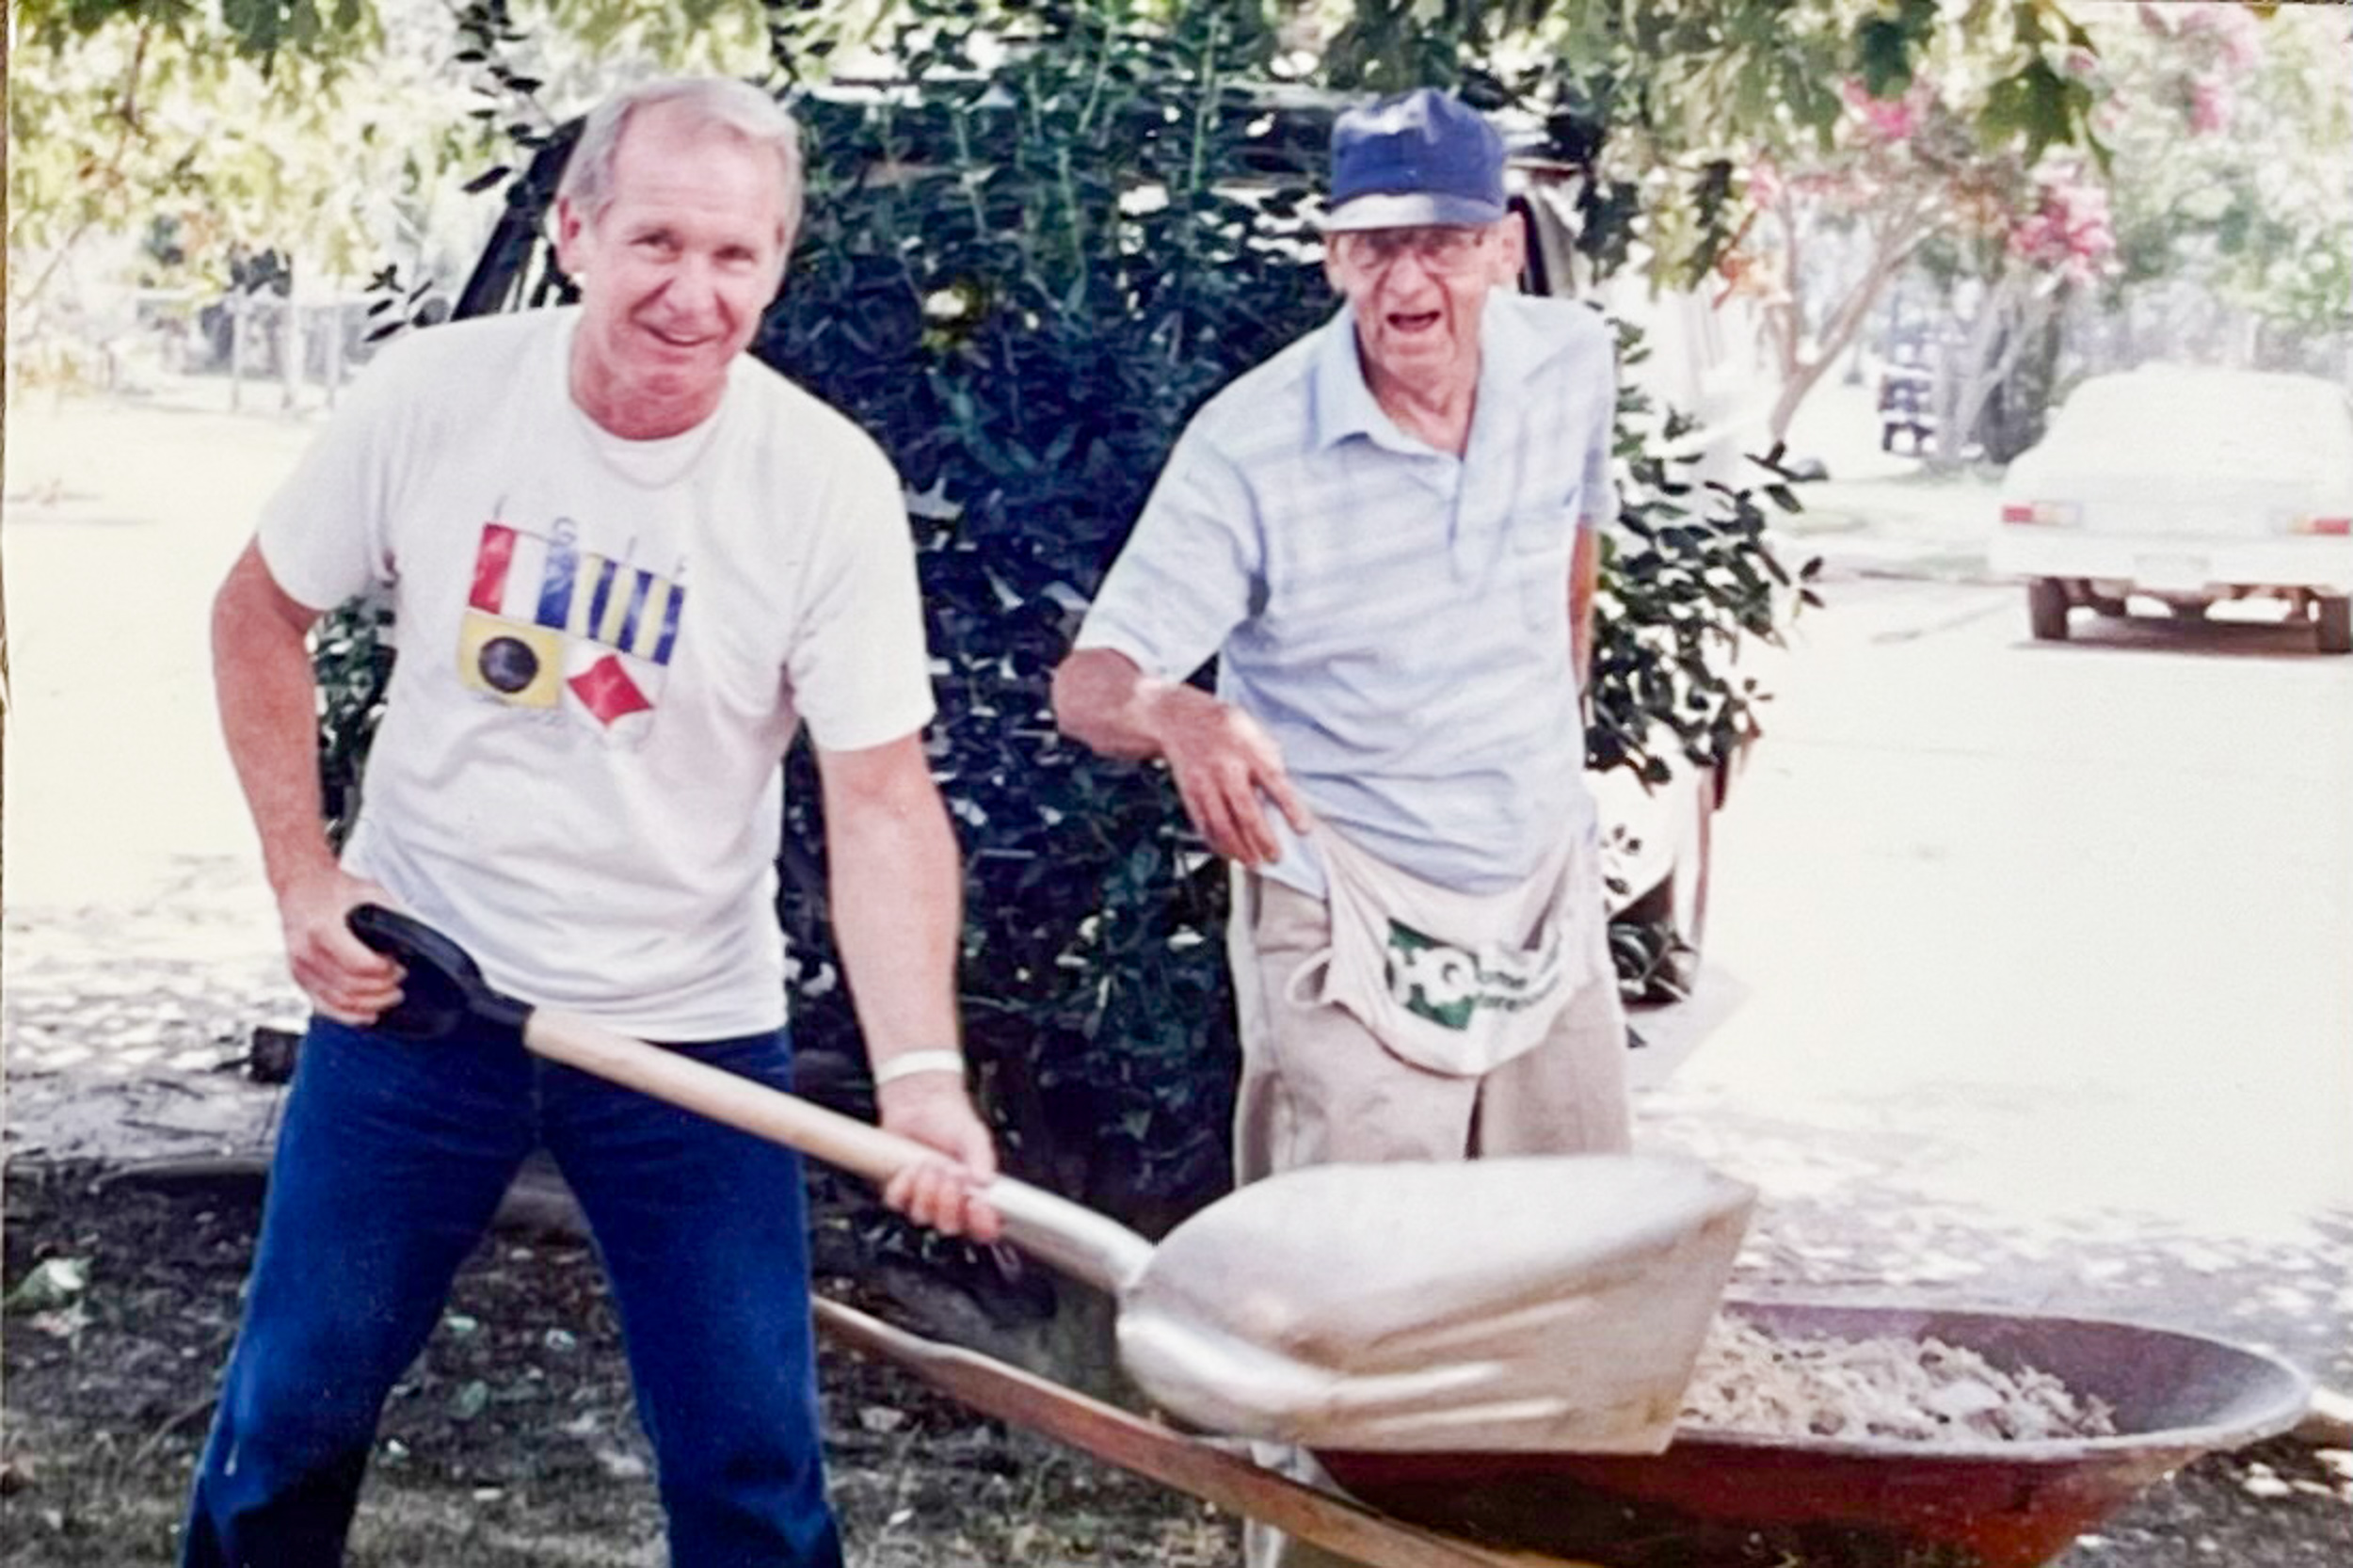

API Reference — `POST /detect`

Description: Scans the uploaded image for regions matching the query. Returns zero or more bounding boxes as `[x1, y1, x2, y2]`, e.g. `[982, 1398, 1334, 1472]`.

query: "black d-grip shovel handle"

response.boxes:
[347, 904, 532, 1039]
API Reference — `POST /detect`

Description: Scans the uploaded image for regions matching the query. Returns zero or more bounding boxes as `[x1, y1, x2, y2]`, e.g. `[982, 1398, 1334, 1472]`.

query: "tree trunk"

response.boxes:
[1934, 267, 2058, 471]
[1766, 227, 1928, 447]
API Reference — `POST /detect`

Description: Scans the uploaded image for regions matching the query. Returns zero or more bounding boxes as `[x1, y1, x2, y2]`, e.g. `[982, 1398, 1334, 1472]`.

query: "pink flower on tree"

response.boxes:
[2189, 77, 2232, 135]
[2183, 4, 2262, 72]
[2008, 168, 2117, 289]
[1840, 79, 1928, 144]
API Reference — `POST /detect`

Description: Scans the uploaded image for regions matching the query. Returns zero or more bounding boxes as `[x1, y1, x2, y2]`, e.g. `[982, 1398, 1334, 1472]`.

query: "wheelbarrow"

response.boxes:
[817, 1293, 2311, 1568]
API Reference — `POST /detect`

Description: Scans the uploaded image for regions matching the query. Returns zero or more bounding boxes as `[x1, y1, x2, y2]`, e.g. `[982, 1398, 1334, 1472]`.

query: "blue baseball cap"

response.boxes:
[1322, 88, 1507, 232]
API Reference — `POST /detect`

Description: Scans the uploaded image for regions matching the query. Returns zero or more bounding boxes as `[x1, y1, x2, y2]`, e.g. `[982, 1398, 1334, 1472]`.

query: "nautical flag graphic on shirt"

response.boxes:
[457, 611, 564, 708]
[459, 519, 684, 743]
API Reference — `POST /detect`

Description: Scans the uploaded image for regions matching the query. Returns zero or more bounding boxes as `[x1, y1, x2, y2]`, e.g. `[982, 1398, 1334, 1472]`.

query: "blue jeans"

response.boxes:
[181, 1016, 842, 1567]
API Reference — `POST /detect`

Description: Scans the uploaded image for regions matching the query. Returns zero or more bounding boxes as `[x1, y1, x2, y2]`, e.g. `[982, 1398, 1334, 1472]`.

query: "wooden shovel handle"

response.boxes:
[527, 1008, 923, 1186]
[522, 1009, 1154, 1293]
[811, 1298, 1569, 1568]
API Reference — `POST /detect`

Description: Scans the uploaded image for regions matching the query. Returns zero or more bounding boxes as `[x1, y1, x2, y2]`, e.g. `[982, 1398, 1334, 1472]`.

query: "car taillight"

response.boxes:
[2277, 510, 2353, 536]
[2001, 501, 2079, 527]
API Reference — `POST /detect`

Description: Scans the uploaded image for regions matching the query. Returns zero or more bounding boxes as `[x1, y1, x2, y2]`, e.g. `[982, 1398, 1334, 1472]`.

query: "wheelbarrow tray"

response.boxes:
[1316, 1298, 2313, 1568]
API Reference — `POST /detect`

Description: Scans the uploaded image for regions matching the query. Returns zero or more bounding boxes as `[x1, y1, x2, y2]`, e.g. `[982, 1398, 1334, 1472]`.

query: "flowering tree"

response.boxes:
[1750, 2, 2347, 465]
[2086, 2, 2352, 372]
[1715, 5, 2110, 453]
[1743, 80, 1968, 449]
[1931, 152, 2116, 464]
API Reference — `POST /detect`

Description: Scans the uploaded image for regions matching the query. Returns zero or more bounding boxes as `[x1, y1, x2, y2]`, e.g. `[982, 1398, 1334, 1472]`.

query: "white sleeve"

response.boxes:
[1072, 424, 1262, 680]
[787, 440, 938, 752]
[254, 335, 423, 611]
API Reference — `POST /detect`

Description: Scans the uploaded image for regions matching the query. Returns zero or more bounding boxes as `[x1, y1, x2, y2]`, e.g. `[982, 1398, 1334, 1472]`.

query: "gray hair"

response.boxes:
[557, 77, 806, 244]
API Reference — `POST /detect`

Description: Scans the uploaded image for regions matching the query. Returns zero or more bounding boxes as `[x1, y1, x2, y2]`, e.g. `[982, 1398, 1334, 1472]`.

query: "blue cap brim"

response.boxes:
[1320, 192, 1506, 232]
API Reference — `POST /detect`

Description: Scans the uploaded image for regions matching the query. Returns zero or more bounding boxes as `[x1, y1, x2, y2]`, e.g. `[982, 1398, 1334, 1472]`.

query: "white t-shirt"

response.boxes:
[259, 308, 935, 1038]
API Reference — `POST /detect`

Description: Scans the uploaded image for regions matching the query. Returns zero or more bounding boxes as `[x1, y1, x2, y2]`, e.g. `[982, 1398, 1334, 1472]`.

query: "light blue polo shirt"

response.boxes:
[1076, 290, 1617, 897]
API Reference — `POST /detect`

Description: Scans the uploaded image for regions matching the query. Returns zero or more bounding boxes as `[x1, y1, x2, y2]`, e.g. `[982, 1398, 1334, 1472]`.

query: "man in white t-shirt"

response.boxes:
[184, 78, 993, 1568]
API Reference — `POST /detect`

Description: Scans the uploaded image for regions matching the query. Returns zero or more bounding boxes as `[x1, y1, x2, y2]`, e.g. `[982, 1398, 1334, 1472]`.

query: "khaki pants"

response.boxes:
[1225, 871, 1633, 1568]
[1230, 872, 1633, 1180]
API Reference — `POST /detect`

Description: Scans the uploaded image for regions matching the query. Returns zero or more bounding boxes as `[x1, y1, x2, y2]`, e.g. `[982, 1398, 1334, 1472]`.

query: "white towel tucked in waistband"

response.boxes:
[1285, 823, 1608, 1077]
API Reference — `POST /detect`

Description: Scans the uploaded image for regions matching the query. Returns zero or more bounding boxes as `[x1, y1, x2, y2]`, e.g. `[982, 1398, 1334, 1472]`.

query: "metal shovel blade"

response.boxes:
[1115, 1156, 1756, 1453]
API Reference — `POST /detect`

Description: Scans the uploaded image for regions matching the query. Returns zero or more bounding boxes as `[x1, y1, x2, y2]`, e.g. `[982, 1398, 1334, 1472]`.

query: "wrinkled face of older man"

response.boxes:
[1324, 219, 1524, 394]
[555, 103, 792, 438]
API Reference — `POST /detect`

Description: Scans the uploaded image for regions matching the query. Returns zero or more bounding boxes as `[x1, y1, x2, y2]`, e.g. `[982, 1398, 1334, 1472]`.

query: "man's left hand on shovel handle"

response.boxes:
[878, 1077, 1004, 1242]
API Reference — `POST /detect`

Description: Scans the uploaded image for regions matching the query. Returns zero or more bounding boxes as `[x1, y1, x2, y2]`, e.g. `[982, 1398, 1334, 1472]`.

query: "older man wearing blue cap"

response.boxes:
[1054, 86, 1634, 1561]
[1057, 82, 1629, 1542]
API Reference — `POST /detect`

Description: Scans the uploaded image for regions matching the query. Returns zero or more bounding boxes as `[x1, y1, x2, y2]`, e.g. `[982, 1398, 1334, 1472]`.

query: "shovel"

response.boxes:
[348, 904, 1754, 1453]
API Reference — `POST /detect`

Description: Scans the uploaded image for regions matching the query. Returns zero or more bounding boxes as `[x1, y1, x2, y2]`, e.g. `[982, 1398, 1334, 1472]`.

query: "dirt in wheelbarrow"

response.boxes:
[5, 1159, 2349, 1568]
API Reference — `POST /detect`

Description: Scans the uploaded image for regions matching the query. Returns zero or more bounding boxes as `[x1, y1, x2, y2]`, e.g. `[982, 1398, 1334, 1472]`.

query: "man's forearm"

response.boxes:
[1051, 647, 1197, 761]
[820, 739, 999, 1236]
[213, 545, 337, 898]
[1569, 524, 1600, 694]
[824, 760, 965, 1061]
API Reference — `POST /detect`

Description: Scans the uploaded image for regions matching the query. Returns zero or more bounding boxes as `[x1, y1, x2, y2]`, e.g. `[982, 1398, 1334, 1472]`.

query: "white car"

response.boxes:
[1990, 366, 2353, 653]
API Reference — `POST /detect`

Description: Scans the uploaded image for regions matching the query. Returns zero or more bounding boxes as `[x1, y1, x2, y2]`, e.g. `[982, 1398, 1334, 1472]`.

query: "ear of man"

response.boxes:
[1493, 211, 1529, 285]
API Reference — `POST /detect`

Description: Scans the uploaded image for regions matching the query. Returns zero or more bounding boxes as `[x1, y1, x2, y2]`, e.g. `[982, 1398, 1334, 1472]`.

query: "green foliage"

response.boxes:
[759, 3, 1325, 1223]
[216, 0, 373, 56]
[1590, 338, 1818, 790]
[5, 0, 495, 358]
[1854, 0, 1939, 100]
[1321, 0, 2107, 289]
[313, 600, 394, 853]
[10, 0, 375, 57]
[1978, 56, 2097, 172]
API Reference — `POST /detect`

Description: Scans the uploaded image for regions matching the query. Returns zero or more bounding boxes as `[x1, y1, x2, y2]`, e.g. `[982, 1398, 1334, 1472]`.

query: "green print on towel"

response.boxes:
[1384, 921, 1561, 1031]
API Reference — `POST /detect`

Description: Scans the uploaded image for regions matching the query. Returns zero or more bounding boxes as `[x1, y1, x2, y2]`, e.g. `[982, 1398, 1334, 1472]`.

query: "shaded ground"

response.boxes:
[6, 1159, 2348, 1568]
[0, 1160, 1231, 1567]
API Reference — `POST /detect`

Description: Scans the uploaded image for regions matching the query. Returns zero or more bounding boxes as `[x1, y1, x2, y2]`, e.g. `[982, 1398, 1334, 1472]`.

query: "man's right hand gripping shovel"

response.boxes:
[276, 863, 408, 1026]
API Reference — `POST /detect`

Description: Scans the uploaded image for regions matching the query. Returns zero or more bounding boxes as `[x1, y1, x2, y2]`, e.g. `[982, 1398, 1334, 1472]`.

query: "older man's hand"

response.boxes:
[1147, 685, 1314, 866]
[876, 1078, 1003, 1242]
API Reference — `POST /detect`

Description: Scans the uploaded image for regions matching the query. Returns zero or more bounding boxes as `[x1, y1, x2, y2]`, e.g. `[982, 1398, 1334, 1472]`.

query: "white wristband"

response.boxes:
[871, 1049, 967, 1088]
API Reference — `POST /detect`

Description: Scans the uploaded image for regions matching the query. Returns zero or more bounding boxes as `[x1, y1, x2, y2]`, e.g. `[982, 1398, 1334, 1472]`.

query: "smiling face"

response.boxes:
[1324, 218, 1524, 407]
[554, 102, 793, 439]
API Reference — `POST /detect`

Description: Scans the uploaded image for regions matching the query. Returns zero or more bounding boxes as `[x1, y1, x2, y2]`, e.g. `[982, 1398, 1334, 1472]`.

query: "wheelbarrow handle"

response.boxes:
[524, 1009, 1155, 1294]
[811, 1296, 1550, 1568]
